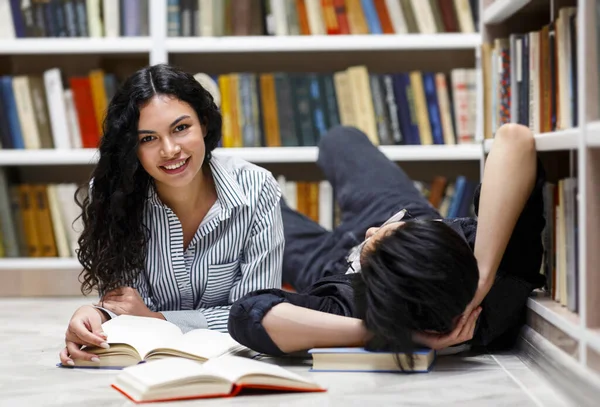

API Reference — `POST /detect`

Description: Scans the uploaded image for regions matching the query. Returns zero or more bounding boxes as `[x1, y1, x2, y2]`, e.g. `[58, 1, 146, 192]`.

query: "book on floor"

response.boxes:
[111, 356, 326, 403]
[308, 347, 436, 372]
[65, 315, 251, 369]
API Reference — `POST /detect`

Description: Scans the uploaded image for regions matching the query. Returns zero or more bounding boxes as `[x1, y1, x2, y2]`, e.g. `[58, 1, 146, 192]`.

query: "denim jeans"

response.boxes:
[282, 125, 440, 292]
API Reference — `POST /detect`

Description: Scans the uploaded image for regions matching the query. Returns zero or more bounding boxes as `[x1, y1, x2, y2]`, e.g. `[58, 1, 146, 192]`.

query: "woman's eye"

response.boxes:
[174, 124, 189, 132]
[140, 136, 154, 143]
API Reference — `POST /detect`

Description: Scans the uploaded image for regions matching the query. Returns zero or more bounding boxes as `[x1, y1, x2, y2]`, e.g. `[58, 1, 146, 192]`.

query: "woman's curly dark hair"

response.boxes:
[75, 64, 222, 296]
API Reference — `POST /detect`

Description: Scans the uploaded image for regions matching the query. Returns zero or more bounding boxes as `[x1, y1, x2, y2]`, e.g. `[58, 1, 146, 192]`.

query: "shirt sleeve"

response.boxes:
[163, 175, 284, 333]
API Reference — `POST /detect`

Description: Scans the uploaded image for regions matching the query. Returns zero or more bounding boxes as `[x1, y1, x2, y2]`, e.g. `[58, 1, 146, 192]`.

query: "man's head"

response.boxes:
[353, 219, 479, 354]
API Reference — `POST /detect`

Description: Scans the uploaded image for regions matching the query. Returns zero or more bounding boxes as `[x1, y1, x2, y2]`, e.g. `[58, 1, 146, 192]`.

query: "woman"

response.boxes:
[59, 64, 284, 366]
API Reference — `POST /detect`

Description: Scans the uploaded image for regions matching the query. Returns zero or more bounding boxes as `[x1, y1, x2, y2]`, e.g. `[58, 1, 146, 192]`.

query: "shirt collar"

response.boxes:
[146, 155, 249, 211]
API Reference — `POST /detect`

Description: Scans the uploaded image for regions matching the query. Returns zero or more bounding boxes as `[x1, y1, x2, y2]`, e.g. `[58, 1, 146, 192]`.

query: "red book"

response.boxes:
[69, 77, 100, 148]
[333, 0, 351, 34]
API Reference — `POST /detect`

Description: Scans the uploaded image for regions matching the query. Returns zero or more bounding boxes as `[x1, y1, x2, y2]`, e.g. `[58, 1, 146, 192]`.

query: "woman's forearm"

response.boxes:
[474, 123, 537, 282]
[262, 303, 371, 353]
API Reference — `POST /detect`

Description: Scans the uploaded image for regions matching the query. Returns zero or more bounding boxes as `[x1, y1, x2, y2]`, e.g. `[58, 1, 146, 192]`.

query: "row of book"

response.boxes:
[168, 0, 479, 37]
[0, 65, 477, 151]
[0, 0, 149, 39]
[0, 171, 81, 258]
[0, 170, 475, 258]
[482, 6, 578, 138]
[216, 66, 477, 148]
[540, 178, 579, 313]
[0, 69, 118, 150]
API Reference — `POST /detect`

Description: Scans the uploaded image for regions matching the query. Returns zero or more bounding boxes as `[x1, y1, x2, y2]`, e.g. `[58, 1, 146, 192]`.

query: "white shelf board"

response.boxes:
[0, 258, 81, 271]
[166, 34, 481, 53]
[484, 129, 580, 152]
[586, 121, 600, 147]
[0, 38, 153, 54]
[527, 296, 582, 339]
[0, 145, 481, 166]
[483, 0, 532, 24]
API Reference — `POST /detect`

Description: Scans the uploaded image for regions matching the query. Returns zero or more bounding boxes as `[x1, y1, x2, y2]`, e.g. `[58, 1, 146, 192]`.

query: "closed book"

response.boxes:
[309, 347, 436, 372]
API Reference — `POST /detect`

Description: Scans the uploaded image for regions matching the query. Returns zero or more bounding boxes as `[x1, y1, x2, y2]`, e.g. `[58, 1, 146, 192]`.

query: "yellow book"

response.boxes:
[218, 75, 234, 148]
[259, 74, 281, 147]
[347, 66, 379, 145]
[32, 184, 58, 257]
[17, 184, 40, 257]
[89, 69, 108, 137]
[228, 74, 243, 148]
[345, 0, 369, 34]
[409, 71, 433, 145]
[333, 71, 355, 127]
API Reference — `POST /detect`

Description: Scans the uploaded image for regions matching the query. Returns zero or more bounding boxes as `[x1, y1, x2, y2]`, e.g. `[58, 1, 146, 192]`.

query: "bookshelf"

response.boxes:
[480, 0, 600, 388]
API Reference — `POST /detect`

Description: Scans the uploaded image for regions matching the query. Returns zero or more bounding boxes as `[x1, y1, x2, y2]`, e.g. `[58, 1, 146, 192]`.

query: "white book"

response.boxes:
[318, 181, 333, 231]
[435, 73, 456, 145]
[410, 0, 437, 34]
[200, 0, 213, 36]
[285, 181, 297, 211]
[63, 90, 82, 149]
[0, 0, 16, 39]
[270, 0, 289, 35]
[305, 0, 326, 35]
[529, 31, 540, 134]
[46, 185, 72, 258]
[102, 0, 120, 37]
[56, 183, 83, 257]
[12, 76, 41, 149]
[385, 0, 407, 34]
[87, 0, 104, 37]
[454, 0, 475, 33]
[43, 69, 71, 149]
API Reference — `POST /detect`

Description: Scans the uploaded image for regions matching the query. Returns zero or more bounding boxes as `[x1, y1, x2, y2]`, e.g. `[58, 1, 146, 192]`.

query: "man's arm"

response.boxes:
[263, 303, 371, 353]
[468, 123, 538, 311]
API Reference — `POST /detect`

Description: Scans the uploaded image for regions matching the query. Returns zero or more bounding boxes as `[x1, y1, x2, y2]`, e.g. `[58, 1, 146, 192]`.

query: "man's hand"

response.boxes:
[412, 306, 482, 351]
[96, 287, 164, 320]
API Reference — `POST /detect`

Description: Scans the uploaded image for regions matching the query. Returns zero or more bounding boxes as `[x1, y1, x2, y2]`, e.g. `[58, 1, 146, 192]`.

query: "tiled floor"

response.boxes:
[0, 298, 573, 406]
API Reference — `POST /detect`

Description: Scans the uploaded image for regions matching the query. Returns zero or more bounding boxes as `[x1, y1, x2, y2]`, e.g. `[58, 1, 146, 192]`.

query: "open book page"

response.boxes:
[100, 315, 183, 359]
[146, 329, 248, 360]
[202, 356, 320, 387]
[116, 358, 224, 389]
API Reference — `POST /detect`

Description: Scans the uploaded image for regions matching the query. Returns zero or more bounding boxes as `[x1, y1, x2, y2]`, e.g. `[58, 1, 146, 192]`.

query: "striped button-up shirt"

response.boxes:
[102, 154, 285, 333]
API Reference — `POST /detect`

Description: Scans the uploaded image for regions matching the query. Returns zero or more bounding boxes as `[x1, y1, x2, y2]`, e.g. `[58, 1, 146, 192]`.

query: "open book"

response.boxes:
[112, 356, 326, 403]
[69, 315, 249, 368]
[308, 347, 436, 372]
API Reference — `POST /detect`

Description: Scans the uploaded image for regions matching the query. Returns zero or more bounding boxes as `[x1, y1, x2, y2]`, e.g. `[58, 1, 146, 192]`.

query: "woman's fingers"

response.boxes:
[67, 320, 108, 348]
[65, 341, 100, 362]
[59, 347, 74, 366]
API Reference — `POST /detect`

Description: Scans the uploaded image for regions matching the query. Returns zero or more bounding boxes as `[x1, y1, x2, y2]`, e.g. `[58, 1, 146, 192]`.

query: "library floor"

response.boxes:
[0, 298, 574, 407]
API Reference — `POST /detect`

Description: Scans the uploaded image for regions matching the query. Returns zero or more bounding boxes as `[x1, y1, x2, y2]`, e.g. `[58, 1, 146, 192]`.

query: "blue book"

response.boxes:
[0, 76, 25, 149]
[308, 347, 436, 373]
[360, 0, 382, 34]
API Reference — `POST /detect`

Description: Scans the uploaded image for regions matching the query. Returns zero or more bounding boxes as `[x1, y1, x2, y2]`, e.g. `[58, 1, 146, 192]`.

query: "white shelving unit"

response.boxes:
[587, 121, 600, 147]
[166, 34, 481, 53]
[484, 129, 581, 152]
[0, 38, 153, 54]
[0, 145, 482, 166]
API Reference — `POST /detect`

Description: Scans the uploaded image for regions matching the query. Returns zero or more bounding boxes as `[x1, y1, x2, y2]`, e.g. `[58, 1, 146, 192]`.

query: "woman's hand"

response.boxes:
[59, 305, 109, 366]
[97, 287, 164, 320]
[463, 275, 494, 321]
[412, 306, 482, 351]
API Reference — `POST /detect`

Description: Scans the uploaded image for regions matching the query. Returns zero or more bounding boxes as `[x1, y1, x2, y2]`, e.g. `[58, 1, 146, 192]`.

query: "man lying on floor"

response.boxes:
[227, 123, 547, 358]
